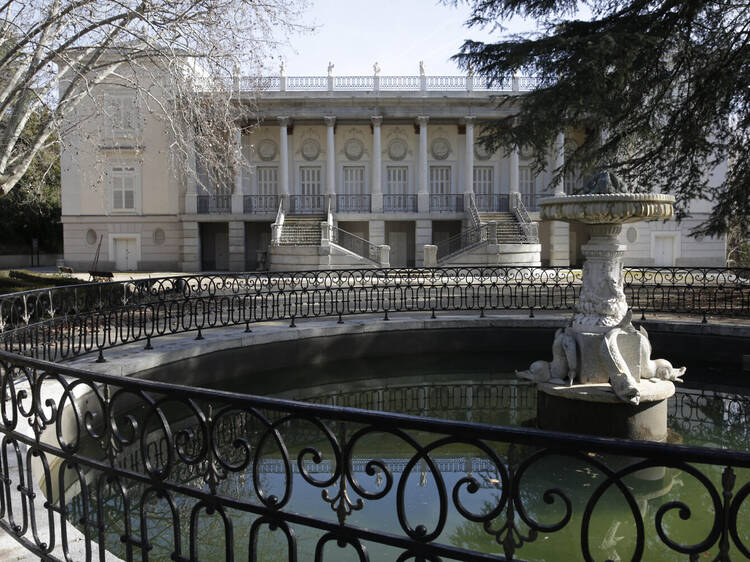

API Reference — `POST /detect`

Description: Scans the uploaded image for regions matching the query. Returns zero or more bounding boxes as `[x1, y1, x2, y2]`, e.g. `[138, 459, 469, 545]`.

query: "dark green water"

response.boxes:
[66, 353, 750, 561]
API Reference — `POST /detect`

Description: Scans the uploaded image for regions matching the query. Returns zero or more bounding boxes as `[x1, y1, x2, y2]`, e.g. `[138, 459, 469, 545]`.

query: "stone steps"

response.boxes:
[280, 217, 323, 246]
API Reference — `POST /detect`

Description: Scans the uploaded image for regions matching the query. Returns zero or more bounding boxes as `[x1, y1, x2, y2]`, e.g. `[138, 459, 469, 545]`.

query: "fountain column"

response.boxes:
[518, 174, 684, 441]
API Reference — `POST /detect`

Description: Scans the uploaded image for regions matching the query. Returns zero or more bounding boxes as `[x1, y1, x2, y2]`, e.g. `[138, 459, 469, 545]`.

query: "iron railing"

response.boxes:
[289, 194, 325, 214]
[336, 194, 371, 213]
[436, 225, 489, 262]
[383, 194, 418, 212]
[331, 227, 379, 262]
[197, 194, 232, 214]
[0, 268, 749, 560]
[430, 194, 464, 213]
[243, 194, 279, 214]
[476, 194, 511, 213]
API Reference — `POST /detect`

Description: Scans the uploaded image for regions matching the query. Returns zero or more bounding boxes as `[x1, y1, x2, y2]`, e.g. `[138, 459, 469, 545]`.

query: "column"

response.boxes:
[371, 116, 383, 212]
[184, 129, 198, 214]
[324, 116, 336, 208]
[553, 131, 565, 194]
[509, 145, 520, 195]
[231, 127, 244, 214]
[278, 117, 290, 208]
[416, 116, 430, 213]
[549, 130, 570, 266]
[464, 117, 475, 210]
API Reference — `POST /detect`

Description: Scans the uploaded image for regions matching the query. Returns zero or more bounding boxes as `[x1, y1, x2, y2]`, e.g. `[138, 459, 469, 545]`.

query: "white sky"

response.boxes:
[273, 0, 539, 76]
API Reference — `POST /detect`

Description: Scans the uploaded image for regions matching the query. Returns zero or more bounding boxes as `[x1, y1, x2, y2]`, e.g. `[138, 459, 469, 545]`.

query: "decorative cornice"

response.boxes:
[539, 194, 675, 225]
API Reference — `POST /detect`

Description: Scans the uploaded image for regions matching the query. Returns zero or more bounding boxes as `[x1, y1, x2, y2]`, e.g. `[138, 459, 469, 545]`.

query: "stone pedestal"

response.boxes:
[537, 381, 674, 441]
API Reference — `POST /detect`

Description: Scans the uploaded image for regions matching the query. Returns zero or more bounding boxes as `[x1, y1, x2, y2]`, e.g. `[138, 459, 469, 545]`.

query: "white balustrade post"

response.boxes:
[423, 245, 437, 268]
[325, 116, 336, 209]
[464, 117, 475, 210]
[378, 245, 390, 268]
[231, 127, 244, 214]
[371, 116, 383, 212]
[278, 117, 290, 209]
[417, 116, 430, 213]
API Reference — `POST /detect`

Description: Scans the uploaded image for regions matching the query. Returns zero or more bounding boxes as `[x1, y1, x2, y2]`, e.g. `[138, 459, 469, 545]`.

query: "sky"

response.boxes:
[273, 0, 539, 76]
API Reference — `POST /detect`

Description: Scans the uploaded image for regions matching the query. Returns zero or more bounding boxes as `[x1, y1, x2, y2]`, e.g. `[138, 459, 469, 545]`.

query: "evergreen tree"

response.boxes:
[453, 0, 749, 237]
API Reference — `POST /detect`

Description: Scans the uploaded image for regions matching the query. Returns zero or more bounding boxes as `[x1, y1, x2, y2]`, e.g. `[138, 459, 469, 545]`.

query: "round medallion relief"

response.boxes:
[257, 139, 277, 161]
[153, 228, 166, 245]
[301, 138, 321, 161]
[388, 139, 408, 161]
[344, 138, 364, 161]
[520, 145, 535, 160]
[626, 227, 638, 243]
[85, 229, 97, 245]
[474, 143, 492, 161]
[431, 138, 451, 160]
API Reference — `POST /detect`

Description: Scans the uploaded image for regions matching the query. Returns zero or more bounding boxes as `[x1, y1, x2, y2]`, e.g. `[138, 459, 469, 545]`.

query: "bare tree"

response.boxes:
[0, 0, 308, 197]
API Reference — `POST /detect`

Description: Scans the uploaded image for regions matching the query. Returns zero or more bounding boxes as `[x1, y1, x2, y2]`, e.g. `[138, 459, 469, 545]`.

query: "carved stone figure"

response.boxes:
[419, 60, 425, 77]
[327, 61, 334, 77]
[373, 62, 381, 76]
[517, 328, 576, 384]
[280, 61, 285, 76]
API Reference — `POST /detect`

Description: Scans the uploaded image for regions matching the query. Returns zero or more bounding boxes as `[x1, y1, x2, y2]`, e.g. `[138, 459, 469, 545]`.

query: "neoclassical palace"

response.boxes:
[60, 70, 726, 272]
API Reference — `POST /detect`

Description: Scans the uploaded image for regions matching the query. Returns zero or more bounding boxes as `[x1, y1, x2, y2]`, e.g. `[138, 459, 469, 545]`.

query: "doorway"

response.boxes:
[385, 221, 415, 268]
[200, 222, 229, 270]
[112, 237, 138, 271]
[653, 234, 677, 266]
[245, 222, 272, 270]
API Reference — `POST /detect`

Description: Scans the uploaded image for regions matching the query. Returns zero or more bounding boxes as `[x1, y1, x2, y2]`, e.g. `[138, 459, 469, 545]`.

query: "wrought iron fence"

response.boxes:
[197, 194, 232, 214]
[288, 194, 325, 214]
[243, 194, 279, 214]
[337, 194, 372, 213]
[0, 268, 749, 560]
[430, 194, 464, 213]
[475, 194, 510, 213]
[383, 194, 418, 212]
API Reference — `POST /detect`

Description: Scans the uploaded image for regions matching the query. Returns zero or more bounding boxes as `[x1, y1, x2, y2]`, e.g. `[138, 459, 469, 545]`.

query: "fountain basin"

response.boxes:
[539, 193, 675, 224]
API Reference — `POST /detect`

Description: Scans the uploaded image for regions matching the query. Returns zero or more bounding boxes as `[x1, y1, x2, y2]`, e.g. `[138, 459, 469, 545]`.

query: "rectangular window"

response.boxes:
[342, 166, 365, 195]
[386, 166, 409, 194]
[430, 166, 451, 194]
[519, 166, 536, 197]
[108, 94, 136, 135]
[299, 166, 321, 195]
[473, 167, 494, 195]
[257, 166, 278, 195]
[111, 166, 136, 211]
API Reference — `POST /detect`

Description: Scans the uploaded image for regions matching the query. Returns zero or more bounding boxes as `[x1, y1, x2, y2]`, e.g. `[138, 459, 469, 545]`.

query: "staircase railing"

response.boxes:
[510, 192, 539, 243]
[271, 197, 285, 245]
[467, 192, 481, 229]
[331, 227, 380, 262]
[436, 224, 488, 262]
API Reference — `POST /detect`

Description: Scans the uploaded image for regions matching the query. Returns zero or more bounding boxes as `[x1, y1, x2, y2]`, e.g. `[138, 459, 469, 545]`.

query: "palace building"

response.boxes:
[59, 69, 726, 272]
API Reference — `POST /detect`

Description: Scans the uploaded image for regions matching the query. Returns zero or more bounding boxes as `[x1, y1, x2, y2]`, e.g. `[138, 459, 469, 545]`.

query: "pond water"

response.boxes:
[64, 353, 750, 561]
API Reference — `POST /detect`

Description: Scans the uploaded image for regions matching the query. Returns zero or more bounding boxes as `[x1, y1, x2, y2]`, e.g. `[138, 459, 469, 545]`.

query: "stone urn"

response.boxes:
[517, 172, 685, 441]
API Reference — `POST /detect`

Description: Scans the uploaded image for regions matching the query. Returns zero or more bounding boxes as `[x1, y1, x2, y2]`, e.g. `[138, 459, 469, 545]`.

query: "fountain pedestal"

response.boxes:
[518, 177, 685, 440]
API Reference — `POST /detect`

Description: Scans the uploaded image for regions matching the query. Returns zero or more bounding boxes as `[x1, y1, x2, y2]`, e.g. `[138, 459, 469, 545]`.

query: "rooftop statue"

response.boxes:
[327, 61, 334, 77]
[373, 62, 380, 76]
[419, 61, 425, 77]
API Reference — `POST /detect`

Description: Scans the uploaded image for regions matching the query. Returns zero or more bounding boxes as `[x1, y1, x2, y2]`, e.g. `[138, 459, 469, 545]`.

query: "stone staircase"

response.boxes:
[479, 212, 527, 243]
[279, 216, 324, 246]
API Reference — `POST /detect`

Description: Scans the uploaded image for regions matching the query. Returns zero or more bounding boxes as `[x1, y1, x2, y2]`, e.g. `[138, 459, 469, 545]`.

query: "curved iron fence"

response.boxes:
[0, 267, 749, 561]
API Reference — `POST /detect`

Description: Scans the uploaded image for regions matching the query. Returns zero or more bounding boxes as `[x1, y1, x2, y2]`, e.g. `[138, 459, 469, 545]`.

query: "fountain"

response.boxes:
[518, 172, 685, 440]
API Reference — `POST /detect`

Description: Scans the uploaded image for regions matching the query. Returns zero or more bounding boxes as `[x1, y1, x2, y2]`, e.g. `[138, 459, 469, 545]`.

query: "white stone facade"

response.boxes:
[60, 73, 726, 271]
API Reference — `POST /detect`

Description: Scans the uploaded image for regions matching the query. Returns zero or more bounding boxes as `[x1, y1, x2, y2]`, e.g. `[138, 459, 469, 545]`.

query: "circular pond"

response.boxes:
[63, 349, 750, 561]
